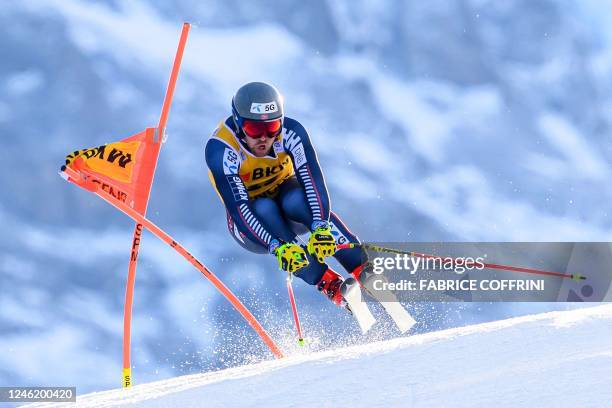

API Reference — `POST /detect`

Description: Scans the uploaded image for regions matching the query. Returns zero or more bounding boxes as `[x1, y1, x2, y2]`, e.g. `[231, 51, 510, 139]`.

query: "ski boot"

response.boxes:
[317, 268, 377, 332]
[351, 262, 377, 290]
[316, 268, 347, 307]
[316, 268, 363, 310]
[351, 262, 395, 301]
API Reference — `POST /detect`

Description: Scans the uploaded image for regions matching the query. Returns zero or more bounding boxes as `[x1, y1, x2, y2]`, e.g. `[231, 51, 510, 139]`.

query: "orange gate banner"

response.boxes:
[61, 127, 161, 214]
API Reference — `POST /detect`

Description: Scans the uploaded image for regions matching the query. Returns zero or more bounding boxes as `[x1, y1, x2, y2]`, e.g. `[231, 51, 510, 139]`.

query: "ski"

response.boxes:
[358, 272, 416, 333]
[377, 300, 416, 333]
[341, 278, 376, 333]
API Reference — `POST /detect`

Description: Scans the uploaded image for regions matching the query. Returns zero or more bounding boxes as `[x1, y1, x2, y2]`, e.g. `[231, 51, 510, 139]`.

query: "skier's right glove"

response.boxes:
[307, 221, 336, 263]
[270, 240, 309, 274]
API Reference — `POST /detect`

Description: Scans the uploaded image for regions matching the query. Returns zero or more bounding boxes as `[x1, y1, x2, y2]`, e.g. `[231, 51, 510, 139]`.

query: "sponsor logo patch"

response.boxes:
[226, 175, 248, 201]
[246, 156, 292, 181]
[292, 143, 306, 169]
[67, 141, 139, 183]
[273, 140, 283, 154]
[222, 148, 239, 175]
[250, 102, 278, 114]
[330, 224, 349, 245]
[283, 130, 306, 168]
[284, 130, 300, 151]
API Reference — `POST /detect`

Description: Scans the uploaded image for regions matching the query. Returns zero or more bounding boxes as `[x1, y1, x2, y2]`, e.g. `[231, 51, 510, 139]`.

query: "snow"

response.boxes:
[537, 113, 610, 181]
[522, 152, 568, 181]
[333, 56, 503, 166]
[387, 165, 612, 241]
[1, 326, 119, 392]
[26, 304, 612, 407]
[0, 101, 9, 122]
[34, 0, 305, 99]
[4, 69, 44, 95]
[3, 0, 612, 396]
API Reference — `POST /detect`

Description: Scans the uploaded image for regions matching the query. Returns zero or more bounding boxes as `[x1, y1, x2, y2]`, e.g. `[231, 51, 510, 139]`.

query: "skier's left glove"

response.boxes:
[270, 240, 309, 274]
[307, 221, 336, 263]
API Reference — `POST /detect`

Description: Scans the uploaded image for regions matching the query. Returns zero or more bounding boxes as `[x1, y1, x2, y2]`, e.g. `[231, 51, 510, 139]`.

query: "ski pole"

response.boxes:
[286, 273, 305, 346]
[337, 243, 586, 281]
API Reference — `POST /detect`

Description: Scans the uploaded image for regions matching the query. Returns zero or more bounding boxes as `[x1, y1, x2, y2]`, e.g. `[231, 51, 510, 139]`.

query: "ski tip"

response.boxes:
[362, 319, 376, 334]
[341, 278, 376, 334]
[397, 317, 417, 334]
[298, 338, 305, 347]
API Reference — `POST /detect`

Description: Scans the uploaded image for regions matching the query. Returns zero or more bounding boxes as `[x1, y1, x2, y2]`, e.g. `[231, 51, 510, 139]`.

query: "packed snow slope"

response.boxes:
[29, 304, 612, 408]
[4, 0, 612, 392]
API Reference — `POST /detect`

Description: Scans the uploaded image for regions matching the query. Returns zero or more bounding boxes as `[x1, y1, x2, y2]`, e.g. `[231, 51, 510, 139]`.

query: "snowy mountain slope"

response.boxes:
[28, 304, 612, 408]
[3, 0, 612, 394]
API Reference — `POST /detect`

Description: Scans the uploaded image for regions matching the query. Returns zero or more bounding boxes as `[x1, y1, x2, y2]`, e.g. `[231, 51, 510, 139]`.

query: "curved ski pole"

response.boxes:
[286, 273, 305, 346]
[337, 243, 586, 281]
[62, 166, 284, 359]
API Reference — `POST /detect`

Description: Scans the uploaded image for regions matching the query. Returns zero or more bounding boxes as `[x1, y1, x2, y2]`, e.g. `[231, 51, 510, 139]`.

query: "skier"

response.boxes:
[204, 82, 370, 309]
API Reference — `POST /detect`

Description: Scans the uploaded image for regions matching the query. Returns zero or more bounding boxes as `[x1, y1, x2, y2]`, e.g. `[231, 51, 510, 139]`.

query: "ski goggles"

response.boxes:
[241, 119, 282, 139]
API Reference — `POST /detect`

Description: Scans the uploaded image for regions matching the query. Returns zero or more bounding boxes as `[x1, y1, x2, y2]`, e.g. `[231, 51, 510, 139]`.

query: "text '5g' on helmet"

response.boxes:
[232, 82, 284, 134]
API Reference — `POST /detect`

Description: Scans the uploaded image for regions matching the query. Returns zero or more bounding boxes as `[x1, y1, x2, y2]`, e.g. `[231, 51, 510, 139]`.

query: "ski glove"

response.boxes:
[307, 221, 337, 263]
[274, 242, 309, 274]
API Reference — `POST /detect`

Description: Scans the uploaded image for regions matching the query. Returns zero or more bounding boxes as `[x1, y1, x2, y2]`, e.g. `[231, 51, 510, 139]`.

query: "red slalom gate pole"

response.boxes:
[337, 243, 586, 281]
[63, 167, 284, 361]
[286, 274, 305, 346]
[122, 22, 191, 388]
[157, 22, 190, 133]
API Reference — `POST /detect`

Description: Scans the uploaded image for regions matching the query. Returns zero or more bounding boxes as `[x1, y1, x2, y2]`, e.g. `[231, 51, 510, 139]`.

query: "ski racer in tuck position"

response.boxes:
[205, 82, 370, 310]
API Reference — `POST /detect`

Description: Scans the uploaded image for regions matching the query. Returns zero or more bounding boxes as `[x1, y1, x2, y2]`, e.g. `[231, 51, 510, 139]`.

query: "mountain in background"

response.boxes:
[1, 0, 610, 393]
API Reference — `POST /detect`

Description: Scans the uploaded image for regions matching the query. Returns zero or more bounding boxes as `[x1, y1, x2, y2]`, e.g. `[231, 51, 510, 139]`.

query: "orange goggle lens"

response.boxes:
[242, 119, 282, 138]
